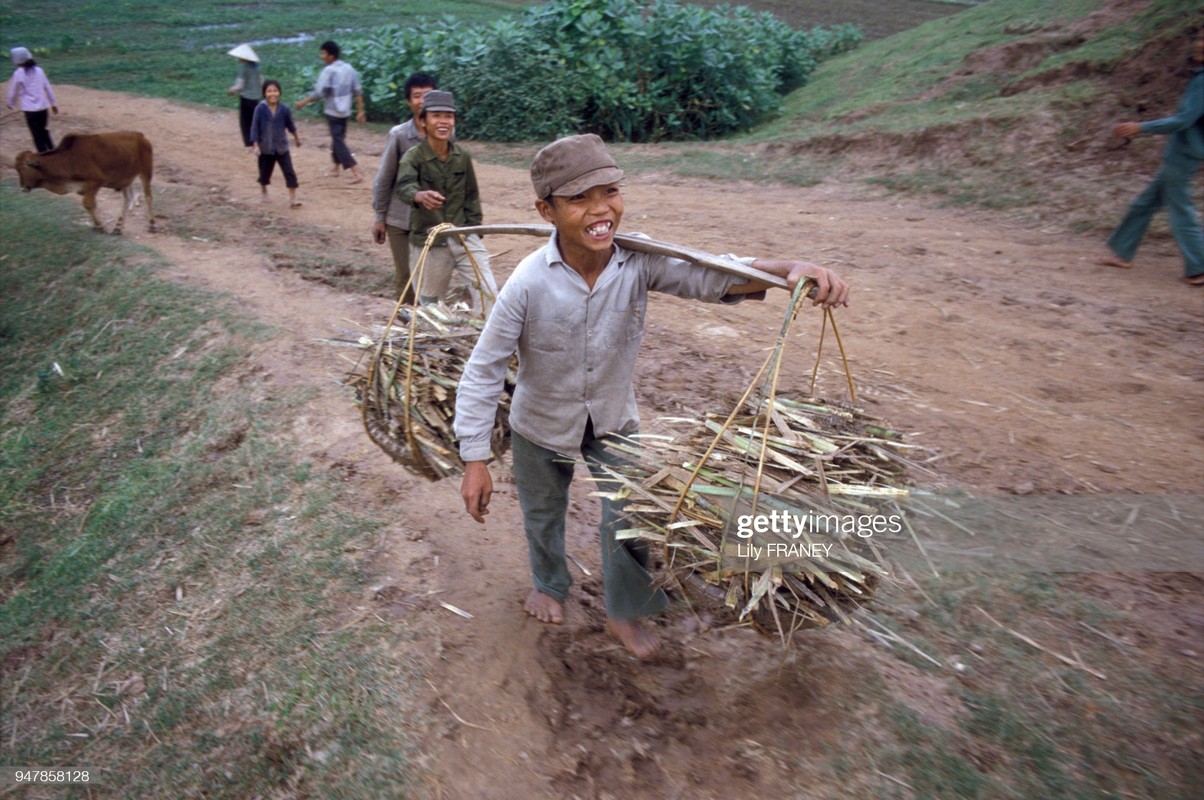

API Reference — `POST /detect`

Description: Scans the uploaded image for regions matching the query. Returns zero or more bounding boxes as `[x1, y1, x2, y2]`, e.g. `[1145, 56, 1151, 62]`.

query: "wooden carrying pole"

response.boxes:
[430, 224, 791, 290]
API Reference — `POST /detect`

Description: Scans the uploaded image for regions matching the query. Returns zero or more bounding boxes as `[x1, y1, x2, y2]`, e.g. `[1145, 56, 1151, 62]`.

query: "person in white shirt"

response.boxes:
[295, 40, 366, 183]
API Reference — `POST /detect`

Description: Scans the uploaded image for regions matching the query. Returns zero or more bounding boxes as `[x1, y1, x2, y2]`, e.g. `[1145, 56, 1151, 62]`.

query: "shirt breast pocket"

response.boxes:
[602, 303, 644, 349]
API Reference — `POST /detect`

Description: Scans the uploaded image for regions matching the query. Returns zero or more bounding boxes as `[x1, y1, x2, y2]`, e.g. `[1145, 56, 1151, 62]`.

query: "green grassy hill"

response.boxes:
[593, 0, 1199, 231]
[751, 0, 1201, 226]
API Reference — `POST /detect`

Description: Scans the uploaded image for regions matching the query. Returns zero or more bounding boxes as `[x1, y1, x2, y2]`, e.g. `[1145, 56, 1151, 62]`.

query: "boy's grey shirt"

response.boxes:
[454, 234, 752, 461]
[307, 58, 360, 119]
[372, 118, 423, 229]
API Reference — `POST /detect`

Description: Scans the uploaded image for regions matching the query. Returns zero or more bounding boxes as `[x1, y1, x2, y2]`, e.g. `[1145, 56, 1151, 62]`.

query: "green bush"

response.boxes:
[344, 0, 861, 141]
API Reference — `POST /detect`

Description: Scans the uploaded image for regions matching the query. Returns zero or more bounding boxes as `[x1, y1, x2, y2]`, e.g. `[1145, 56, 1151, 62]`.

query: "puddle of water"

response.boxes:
[206, 33, 315, 50]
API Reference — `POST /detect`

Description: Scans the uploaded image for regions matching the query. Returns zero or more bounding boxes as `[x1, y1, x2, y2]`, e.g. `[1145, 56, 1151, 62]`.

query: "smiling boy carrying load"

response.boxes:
[453, 134, 849, 659]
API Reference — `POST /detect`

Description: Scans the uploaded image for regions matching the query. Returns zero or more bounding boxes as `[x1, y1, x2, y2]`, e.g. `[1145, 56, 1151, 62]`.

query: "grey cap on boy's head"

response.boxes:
[10, 47, 32, 65]
[421, 90, 456, 115]
[530, 133, 625, 199]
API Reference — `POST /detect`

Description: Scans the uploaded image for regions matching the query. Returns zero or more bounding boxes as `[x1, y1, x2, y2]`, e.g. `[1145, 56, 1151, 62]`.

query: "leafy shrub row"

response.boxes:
[346, 0, 861, 142]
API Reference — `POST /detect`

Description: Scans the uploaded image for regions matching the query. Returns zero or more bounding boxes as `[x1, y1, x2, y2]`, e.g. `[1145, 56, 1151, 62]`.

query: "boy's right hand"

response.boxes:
[461, 461, 493, 524]
[414, 190, 446, 211]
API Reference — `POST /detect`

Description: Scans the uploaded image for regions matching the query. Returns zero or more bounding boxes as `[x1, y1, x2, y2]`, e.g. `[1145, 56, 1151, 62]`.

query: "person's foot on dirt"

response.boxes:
[290, 200, 303, 209]
[524, 589, 563, 624]
[1099, 251, 1133, 269]
[327, 167, 341, 178]
[607, 617, 661, 660]
[1181, 274, 1204, 286]
[348, 169, 363, 185]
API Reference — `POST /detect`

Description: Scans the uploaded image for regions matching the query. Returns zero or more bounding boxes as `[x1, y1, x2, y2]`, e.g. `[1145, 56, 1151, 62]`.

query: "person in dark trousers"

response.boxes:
[250, 80, 302, 207]
[295, 40, 366, 183]
[372, 72, 439, 303]
[6, 47, 57, 153]
[1100, 31, 1204, 286]
[226, 44, 264, 148]
[454, 134, 849, 660]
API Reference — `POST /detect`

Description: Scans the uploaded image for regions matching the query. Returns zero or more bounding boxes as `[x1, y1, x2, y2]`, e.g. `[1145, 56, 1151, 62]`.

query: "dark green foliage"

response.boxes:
[347, 0, 862, 141]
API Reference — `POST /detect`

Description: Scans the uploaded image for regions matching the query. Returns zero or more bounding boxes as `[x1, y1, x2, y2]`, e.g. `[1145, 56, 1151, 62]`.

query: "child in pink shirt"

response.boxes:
[6, 47, 58, 153]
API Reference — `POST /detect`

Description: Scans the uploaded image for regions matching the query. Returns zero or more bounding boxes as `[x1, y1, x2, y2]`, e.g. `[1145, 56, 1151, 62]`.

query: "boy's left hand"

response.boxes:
[788, 262, 849, 308]
[737, 259, 850, 307]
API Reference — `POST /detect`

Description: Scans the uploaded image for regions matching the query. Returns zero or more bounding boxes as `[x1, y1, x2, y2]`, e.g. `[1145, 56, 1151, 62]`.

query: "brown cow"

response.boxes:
[13, 131, 155, 235]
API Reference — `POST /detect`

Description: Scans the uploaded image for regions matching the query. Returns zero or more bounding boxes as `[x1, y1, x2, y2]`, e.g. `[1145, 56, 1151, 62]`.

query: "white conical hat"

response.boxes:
[227, 44, 260, 62]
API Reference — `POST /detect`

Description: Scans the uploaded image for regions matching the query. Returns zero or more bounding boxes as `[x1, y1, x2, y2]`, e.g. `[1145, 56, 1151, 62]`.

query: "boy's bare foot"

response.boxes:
[1099, 252, 1133, 269]
[607, 618, 661, 660]
[524, 590, 563, 624]
[1182, 274, 1204, 286]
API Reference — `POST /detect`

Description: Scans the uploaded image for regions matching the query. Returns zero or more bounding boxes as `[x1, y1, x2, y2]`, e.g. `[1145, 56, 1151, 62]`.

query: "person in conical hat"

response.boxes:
[226, 44, 263, 148]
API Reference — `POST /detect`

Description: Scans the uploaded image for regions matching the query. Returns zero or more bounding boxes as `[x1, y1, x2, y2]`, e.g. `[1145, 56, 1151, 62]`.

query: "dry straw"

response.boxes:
[592, 279, 923, 643]
[349, 223, 510, 479]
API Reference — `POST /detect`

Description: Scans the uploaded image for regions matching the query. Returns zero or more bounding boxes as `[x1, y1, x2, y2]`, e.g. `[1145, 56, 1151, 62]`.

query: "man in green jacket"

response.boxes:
[395, 90, 498, 314]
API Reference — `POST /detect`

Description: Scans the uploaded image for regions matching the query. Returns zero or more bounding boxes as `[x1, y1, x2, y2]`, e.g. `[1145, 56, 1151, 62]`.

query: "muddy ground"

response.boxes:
[2, 87, 1201, 798]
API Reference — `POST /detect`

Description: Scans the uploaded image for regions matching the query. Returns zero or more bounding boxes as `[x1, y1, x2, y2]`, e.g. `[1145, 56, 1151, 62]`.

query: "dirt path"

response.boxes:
[3, 87, 1201, 798]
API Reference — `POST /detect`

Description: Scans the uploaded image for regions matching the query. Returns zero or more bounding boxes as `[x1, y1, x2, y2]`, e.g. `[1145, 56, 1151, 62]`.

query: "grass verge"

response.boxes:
[848, 571, 1203, 799]
[0, 184, 428, 798]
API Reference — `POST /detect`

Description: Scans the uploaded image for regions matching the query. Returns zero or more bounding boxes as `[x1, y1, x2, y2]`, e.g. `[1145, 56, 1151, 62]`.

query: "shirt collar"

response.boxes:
[544, 233, 632, 273]
[418, 138, 458, 160]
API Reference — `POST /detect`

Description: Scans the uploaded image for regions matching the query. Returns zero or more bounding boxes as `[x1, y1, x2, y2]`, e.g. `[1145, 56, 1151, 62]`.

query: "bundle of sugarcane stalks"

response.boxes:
[592, 277, 924, 642]
[596, 394, 920, 641]
[347, 302, 515, 480]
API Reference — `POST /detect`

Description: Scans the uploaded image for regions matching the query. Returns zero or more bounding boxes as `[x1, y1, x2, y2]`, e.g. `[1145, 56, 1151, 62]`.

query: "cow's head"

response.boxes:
[13, 152, 42, 191]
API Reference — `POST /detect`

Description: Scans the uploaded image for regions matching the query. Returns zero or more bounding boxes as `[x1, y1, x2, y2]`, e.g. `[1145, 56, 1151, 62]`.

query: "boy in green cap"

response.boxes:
[394, 90, 498, 314]
[454, 134, 849, 659]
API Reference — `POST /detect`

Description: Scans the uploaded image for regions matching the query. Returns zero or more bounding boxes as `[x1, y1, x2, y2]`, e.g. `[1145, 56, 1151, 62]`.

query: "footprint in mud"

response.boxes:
[526, 586, 863, 798]
[524, 588, 706, 797]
